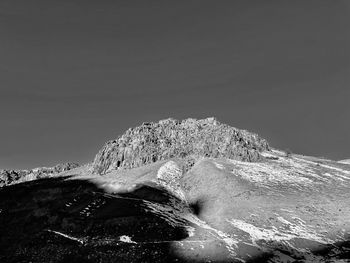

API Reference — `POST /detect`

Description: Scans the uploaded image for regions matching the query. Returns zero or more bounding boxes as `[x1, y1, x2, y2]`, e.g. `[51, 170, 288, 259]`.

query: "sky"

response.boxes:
[0, 0, 349, 169]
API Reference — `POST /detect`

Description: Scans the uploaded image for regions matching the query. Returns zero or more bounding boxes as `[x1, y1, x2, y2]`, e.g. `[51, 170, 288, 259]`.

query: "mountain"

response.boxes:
[91, 117, 269, 174]
[0, 118, 349, 263]
[0, 162, 80, 187]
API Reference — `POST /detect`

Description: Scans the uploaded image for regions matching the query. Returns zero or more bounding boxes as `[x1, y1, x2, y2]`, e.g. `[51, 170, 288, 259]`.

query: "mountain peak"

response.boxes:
[91, 117, 269, 174]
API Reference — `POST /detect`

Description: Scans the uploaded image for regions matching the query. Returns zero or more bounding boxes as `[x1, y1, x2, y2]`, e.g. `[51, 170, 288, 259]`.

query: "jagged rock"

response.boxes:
[0, 170, 27, 187]
[0, 162, 80, 187]
[92, 117, 269, 174]
[31, 162, 80, 176]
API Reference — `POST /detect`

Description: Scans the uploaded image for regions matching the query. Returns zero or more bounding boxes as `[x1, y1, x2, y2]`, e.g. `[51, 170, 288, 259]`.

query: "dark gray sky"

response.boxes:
[1, 0, 349, 169]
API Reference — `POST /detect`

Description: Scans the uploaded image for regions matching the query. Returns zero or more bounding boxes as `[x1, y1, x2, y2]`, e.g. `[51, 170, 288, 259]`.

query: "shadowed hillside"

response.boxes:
[0, 177, 193, 263]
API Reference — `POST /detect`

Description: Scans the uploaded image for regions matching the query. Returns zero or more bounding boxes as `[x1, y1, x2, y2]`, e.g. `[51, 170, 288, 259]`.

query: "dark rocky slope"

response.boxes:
[0, 177, 191, 263]
[92, 117, 269, 174]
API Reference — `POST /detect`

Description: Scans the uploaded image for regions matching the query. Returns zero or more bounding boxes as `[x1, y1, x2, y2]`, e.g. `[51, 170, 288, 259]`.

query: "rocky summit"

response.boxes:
[91, 117, 269, 174]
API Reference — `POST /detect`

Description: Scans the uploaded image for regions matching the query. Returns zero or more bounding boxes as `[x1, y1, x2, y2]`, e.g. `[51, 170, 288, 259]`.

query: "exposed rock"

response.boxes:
[0, 162, 80, 187]
[0, 170, 27, 187]
[156, 161, 186, 201]
[92, 117, 269, 174]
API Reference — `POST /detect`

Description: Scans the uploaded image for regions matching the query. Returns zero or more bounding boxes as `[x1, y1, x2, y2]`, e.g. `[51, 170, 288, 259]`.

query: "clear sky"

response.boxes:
[1, 0, 349, 169]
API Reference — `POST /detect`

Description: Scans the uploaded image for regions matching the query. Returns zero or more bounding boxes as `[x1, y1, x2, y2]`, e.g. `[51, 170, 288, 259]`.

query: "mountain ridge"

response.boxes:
[91, 117, 269, 174]
[0, 162, 79, 187]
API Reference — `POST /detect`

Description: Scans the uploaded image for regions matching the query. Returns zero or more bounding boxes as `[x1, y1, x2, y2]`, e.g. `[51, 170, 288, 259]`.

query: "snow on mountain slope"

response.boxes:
[175, 150, 350, 262]
[339, 159, 350, 165]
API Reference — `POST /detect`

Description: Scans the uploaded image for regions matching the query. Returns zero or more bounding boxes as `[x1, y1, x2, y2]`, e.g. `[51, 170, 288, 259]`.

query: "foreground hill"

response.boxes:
[0, 118, 349, 262]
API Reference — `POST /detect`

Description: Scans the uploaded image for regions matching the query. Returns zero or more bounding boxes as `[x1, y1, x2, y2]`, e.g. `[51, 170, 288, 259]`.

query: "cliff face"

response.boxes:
[91, 117, 269, 174]
[0, 162, 79, 187]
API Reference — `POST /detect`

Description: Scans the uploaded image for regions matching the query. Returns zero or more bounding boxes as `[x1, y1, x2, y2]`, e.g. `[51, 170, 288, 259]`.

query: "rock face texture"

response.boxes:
[0, 162, 79, 187]
[91, 117, 269, 174]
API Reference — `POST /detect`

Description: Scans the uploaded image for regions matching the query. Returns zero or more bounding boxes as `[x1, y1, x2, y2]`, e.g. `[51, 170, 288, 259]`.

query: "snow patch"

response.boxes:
[186, 226, 196, 237]
[47, 230, 84, 244]
[119, 235, 137, 244]
[214, 162, 225, 170]
[227, 152, 350, 189]
[229, 160, 315, 187]
[338, 159, 350, 165]
[183, 213, 239, 257]
[228, 217, 331, 245]
[295, 157, 350, 175]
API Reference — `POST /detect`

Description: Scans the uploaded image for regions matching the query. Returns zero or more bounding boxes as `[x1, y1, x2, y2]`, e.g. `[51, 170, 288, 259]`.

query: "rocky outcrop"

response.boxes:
[91, 117, 269, 174]
[0, 162, 79, 187]
[156, 161, 186, 201]
[0, 170, 27, 187]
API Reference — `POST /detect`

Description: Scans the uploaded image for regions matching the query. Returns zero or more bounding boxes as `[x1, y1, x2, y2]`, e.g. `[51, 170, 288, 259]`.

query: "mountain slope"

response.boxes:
[179, 150, 350, 262]
[0, 117, 349, 262]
